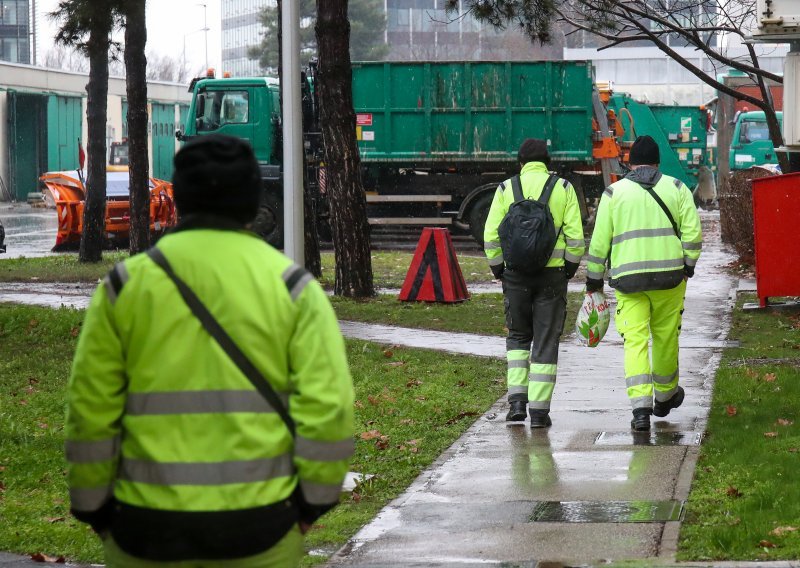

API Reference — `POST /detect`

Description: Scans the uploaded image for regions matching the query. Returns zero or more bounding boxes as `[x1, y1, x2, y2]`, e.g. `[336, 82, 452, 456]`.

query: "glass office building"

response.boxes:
[0, 0, 30, 64]
[221, 0, 274, 77]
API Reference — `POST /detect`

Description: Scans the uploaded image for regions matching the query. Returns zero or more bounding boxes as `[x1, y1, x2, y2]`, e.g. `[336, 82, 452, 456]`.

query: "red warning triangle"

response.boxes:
[398, 228, 470, 303]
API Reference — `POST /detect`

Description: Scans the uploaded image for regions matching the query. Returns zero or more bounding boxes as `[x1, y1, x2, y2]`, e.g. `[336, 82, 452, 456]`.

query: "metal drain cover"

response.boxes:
[594, 431, 703, 446]
[529, 500, 684, 523]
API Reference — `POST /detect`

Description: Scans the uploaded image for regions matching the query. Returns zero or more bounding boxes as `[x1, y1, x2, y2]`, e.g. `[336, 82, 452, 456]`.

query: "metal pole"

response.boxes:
[281, 0, 304, 264]
[203, 3, 208, 70]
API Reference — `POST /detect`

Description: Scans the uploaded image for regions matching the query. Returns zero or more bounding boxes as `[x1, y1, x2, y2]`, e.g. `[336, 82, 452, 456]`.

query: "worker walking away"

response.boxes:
[65, 134, 354, 567]
[484, 138, 585, 428]
[586, 135, 702, 432]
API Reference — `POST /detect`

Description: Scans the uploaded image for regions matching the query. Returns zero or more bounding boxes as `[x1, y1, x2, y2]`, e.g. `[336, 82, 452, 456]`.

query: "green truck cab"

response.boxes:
[729, 111, 783, 170]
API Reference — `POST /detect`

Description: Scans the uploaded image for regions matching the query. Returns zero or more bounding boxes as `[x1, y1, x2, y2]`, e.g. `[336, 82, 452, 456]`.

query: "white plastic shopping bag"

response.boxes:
[575, 291, 610, 347]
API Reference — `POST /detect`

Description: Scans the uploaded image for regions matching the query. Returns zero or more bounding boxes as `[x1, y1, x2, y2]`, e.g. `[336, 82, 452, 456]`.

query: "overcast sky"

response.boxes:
[35, 0, 223, 73]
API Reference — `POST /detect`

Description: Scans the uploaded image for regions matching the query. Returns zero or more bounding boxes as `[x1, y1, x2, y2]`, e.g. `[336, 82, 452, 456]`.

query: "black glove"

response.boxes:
[564, 261, 579, 280]
[684, 263, 695, 278]
[71, 499, 116, 535]
[490, 263, 505, 280]
[586, 278, 604, 293]
[293, 485, 334, 526]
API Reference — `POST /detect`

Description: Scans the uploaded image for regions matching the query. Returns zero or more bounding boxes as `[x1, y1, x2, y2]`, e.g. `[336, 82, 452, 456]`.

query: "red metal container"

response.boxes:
[752, 172, 800, 307]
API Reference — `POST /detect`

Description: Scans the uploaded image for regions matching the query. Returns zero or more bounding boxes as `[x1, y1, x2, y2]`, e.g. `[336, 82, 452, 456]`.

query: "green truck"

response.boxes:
[729, 110, 783, 170]
[605, 93, 710, 187]
[179, 60, 614, 247]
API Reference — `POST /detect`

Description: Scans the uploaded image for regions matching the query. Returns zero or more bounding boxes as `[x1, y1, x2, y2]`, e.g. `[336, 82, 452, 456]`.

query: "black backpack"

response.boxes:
[498, 174, 560, 274]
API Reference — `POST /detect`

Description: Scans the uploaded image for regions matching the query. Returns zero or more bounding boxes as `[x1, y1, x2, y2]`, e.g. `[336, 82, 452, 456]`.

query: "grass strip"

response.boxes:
[331, 292, 584, 337]
[0, 304, 505, 565]
[678, 294, 800, 561]
[0, 251, 494, 287]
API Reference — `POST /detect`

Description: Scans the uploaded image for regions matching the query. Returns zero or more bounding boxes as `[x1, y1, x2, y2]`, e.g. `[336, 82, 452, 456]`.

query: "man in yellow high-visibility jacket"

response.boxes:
[586, 135, 702, 431]
[66, 135, 354, 567]
[484, 139, 585, 428]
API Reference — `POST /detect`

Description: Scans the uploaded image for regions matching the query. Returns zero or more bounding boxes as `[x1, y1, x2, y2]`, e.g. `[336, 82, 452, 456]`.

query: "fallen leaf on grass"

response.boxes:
[386, 361, 406, 368]
[445, 411, 479, 425]
[375, 436, 390, 450]
[382, 349, 394, 358]
[405, 379, 422, 388]
[354, 400, 364, 409]
[399, 418, 414, 425]
[726, 486, 743, 498]
[758, 540, 777, 548]
[29, 553, 65, 563]
[27, 319, 39, 330]
[351, 492, 362, 503]
[764, 432, 779, 438]
[456, 381, 467, 387]
[789, 448, 799, 453]
[770, 526, 798, 537]
[777, 418, 794, 426]
[745, 367, 759, 378]
[763, 373, 777, 382]
[46, 517, 65, 524]
[367, 395, 380, 406]
[70, 327, 79, 338]
[360, 430, 382, 440]
[726, 405, 737, 416]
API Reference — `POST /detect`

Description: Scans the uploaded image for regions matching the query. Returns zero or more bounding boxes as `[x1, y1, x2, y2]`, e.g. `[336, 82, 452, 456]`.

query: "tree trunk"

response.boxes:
[124, 0, 150, 254]
[79, 29, 109, 263]
[315, 0, 373, 297]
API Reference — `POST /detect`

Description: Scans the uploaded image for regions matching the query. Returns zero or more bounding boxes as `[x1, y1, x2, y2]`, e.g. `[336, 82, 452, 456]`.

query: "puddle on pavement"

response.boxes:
[594, 431, 703, 446]
[0, 204, 59, 258]
[529, 500, 684, 523]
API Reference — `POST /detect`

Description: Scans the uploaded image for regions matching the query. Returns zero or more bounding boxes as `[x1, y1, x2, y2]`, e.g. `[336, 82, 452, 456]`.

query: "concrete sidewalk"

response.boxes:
[327, 215, 741, 567]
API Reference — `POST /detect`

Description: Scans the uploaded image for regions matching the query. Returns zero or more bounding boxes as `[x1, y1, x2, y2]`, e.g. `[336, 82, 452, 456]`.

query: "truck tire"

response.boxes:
[468, 193, 494, 246]
[252, 193, 284, 249]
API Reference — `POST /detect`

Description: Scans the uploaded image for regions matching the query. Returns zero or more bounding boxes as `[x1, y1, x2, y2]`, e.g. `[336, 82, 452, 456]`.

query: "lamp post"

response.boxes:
[197, 3, 209, 70]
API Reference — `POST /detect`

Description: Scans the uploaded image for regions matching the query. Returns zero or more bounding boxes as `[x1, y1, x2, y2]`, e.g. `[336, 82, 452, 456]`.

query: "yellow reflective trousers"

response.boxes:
[615, 281, 686, 411]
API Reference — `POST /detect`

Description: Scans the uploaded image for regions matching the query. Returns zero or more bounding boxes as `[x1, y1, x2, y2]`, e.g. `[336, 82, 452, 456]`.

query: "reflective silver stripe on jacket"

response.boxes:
[295, 436, 354, 462]
[603, 187, 614, 198]
[587, 254, 606, 266]
[587, 269, 605, 280]
[673, 178, 683, 189]
[549, 248, 564, 262]
[66, 436, 120, 464]
[125, 390, 289, 415]
[682, 241, 701, 250]
[684, 256, 698, 267]
[103, 263, 130, 305]
[565, 238, 584, 248]
[611, 258, 683, 277]
[625, 374, 651, 387]
[507, 385, 528, 395]
[612, 228, 676, 245]
[484, 241, 501, 251]
[508, 359, 529, 369]
[70, 485, 113, 512]
[564, 251, 582, 263]
[119, 455, 294, 485]
[300, 479, 343, 505]
[488, 255, 504, 266]
[529, 373, 556, 384]
[282, 265, 314, 302]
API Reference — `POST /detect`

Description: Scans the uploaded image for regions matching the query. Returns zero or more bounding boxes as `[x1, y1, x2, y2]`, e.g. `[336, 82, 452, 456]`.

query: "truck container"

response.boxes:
[180, 61, 612, 247]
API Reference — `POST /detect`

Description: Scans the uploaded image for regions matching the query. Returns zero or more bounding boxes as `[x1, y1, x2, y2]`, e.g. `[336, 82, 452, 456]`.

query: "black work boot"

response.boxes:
[653, 386, 685, 417]
[630, 408, 652, 431]
[529, 410, 552, 429]
[506, 400, 527, 422]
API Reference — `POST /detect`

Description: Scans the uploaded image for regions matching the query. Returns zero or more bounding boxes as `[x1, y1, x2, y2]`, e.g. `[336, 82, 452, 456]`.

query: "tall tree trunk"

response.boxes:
[79, 28, 109, 263]
[315, 0, 373, 297]
[124, 0, 150, 254]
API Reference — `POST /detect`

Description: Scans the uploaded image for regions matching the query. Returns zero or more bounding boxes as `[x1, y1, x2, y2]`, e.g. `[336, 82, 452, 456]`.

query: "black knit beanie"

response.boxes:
[172, 134, 262, 224]
[517, 138, 550, 165]
[629, 135, 660, 166]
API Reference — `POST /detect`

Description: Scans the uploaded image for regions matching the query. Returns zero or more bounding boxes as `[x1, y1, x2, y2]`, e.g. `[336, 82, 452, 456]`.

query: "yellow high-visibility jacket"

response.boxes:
[483, 161, 585, 271]
[586, 167, 702, 293]
[66, 219, 354, 560]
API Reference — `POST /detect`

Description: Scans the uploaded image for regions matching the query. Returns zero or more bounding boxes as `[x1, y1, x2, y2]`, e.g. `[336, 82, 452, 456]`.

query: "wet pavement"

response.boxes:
[0, 203, 59, 258]
[2, 212, 780, 567]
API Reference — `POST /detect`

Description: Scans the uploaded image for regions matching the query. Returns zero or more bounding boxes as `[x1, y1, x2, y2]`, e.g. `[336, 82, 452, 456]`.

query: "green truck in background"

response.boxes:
[604, 92, 710, 187]
[179, 60, 614, 247]
[729, 110, 783, 170]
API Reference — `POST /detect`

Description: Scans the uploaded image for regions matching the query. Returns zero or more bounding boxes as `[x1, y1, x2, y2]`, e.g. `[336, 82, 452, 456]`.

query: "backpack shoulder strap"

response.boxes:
[509, 175, 525, 203]
[536, 174, 559, 206]
[639, 184, 681, 239]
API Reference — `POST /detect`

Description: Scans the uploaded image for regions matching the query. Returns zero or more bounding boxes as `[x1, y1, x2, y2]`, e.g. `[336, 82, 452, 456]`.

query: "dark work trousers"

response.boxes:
[502, 267, 568, 412]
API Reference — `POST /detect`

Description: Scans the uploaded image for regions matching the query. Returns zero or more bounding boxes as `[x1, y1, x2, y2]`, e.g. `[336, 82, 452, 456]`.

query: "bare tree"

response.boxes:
[316, 0, 374, 297]
[146, 51, 195, 83]
[51, 1, 121, 262]
[41, 44, 90, 72]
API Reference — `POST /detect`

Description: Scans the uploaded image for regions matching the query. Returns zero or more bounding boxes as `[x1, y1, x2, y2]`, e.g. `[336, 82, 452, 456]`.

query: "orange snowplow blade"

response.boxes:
[40, 171, 177, 250]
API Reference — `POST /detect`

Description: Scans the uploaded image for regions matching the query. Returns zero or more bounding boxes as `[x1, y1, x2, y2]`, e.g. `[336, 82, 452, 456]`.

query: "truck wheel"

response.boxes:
[468, 193, 494, 246]
[252, 194, 284, 249]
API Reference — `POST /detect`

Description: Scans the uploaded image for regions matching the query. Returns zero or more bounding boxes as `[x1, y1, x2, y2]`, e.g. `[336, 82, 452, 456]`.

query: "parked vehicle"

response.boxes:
[729, 111, 784, 170]
[179, 61, 624, 246]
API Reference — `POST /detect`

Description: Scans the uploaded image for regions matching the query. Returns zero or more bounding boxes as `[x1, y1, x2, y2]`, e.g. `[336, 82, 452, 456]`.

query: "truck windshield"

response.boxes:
[196, 90, 249, 131]
[739, 121, 770, 144]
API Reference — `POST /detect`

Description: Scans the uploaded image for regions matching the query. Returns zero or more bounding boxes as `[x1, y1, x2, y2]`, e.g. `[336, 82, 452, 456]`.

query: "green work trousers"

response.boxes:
[102, 525, 304, 568]
[615, 280, 686, 411]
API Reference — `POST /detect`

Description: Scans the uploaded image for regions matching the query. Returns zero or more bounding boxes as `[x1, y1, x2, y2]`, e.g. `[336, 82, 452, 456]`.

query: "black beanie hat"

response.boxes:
[629, 135, 660, 166]
[517, 138, 549, 165]
[172, 134, 262, 224]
